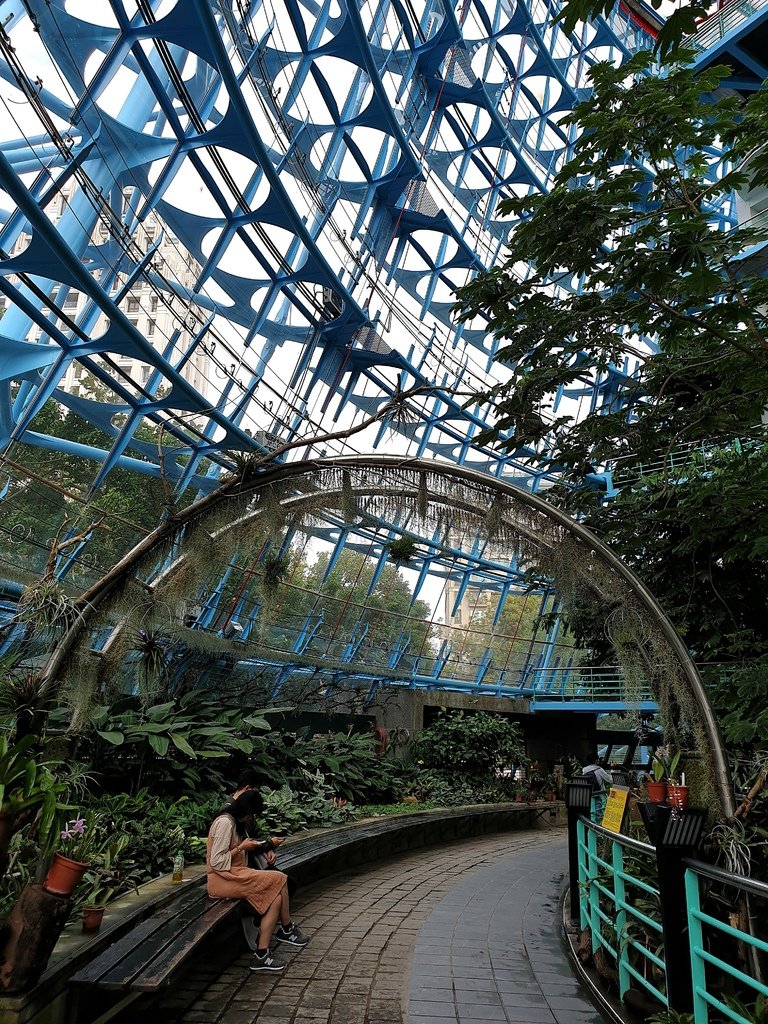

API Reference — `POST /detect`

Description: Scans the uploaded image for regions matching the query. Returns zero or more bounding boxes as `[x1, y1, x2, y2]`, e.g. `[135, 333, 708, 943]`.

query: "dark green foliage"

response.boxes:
[82, 789, 221, 888]
[455, 54, 768, 471]
[556, 0, 710, 61]
[386, 537, 417, 564]
[706, 661, 768, 749]
[721, 994, 768, 1023]
[354, 802, 440, 817]
[271, 731, 413, 804]
[261, 554, 290, 591]
[411, 769, 478, 806]
[258, 773, 354, 834]
[412, 710, 525, 775]
[454, 53, 768, 752]
[64, 692, 274, 796]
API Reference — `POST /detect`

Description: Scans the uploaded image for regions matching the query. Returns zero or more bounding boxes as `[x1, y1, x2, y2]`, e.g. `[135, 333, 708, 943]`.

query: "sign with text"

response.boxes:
[601, 785, 630, 834]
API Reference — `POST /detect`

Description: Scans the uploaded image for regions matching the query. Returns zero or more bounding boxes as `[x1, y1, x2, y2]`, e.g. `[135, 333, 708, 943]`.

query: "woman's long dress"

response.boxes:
[206, 813, 286, 913]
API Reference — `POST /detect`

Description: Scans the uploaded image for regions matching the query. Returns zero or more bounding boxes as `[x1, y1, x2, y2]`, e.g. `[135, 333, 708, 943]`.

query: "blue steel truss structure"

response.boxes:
[0, 0, 661, 705]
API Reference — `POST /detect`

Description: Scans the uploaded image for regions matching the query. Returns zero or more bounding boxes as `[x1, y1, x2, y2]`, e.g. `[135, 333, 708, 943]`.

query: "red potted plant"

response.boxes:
[645, 748, 680, 804]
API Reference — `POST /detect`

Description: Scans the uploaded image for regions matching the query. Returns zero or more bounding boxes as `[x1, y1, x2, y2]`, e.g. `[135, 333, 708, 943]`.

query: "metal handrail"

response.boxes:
[580, 815, 656, 856]
[684, 856, 768, 900]
[686, 0, 768, 51]
[576, 819, 768, 1021]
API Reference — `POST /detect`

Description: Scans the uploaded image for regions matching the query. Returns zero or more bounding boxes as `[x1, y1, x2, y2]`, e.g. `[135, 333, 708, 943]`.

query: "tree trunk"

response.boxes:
[0, 884, 71, 992]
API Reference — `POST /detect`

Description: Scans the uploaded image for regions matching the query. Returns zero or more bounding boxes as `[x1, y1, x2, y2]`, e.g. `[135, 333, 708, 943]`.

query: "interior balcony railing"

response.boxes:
[686, 0, 768, 51]
[610, 434, 764, 488]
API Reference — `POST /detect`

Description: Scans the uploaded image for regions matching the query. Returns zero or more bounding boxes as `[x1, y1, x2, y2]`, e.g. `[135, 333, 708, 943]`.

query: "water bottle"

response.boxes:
[172, 850, 185, 884]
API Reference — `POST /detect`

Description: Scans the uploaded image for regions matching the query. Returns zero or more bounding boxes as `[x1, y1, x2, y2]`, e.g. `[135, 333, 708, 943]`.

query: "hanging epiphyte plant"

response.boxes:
[341, 471, 357, 523]
[261, 553, 291, 592]
[16, 578, 79, 636]
[483, 493, 505, 539]
[260, 486, 286, 541]
[386, 536, 417, 565]
[417, 472, 428, 521]
[130, 627, 173, 703]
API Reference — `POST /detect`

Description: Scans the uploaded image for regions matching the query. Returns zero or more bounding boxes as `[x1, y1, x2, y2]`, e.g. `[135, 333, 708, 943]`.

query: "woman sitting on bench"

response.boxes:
[206, 790, 309, 973]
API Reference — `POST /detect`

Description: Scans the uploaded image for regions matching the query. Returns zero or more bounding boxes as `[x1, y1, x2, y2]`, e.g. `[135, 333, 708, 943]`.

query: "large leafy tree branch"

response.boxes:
[558, 0, 721, 60]
[455, 53, 768, 478]
[454, 53, 768, 752]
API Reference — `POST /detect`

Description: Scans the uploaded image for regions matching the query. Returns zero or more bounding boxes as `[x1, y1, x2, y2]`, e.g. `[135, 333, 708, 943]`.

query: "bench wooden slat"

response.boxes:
[130, 900, 237, 992]
[87, 894, 215, 990]
[70, 884, 207, 986]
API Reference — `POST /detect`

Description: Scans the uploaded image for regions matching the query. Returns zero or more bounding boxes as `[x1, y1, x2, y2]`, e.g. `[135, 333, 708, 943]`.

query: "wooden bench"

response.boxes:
[68, 882, 243, 1024]
[67, 801, 562, 1023]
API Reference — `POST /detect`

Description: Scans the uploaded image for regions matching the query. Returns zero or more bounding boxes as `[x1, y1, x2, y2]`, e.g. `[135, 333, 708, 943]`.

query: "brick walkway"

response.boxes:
[158, 827, 602, 1024]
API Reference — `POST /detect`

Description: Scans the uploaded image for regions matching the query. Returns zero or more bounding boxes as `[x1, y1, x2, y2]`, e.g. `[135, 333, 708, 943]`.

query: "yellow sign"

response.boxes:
[601, 785, 630, 834]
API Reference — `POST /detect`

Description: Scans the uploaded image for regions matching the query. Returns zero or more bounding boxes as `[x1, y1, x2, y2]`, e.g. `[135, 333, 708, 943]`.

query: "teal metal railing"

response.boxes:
[686, 861, 768, 1023]
[610, 436, 763, 488]
[577, 819, 666, 1006]
[576, 816, 768, 1020]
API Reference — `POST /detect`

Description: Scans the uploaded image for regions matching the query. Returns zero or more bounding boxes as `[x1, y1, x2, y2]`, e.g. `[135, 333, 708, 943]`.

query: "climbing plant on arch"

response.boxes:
[34, 455, 734, 818]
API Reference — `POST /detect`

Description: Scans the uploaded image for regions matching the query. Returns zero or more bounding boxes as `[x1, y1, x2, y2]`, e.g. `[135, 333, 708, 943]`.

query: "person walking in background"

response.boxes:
[206, 790, 308, 973]
[582, 755, 612, 822]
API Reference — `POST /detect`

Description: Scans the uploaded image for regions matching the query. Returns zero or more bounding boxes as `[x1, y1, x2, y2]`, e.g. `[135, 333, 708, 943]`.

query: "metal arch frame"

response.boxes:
[0, 0, 652, 497]
[38, 453, 733, 817]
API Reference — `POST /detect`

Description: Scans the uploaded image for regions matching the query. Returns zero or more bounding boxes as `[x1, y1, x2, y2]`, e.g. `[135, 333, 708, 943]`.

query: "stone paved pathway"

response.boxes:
[157, 827, 603, 1024]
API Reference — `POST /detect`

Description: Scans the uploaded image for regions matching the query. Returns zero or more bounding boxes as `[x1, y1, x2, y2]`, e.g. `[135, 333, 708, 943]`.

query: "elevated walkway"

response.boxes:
[688, 0, 768, 90]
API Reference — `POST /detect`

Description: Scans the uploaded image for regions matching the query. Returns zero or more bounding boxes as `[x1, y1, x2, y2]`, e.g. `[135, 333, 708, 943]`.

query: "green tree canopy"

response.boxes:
[454, 53, 768, 750]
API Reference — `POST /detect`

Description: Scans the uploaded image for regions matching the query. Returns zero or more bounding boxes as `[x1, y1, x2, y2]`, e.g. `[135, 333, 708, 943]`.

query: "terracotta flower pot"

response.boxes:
[646, 781, 667, 804]
[43, 852, 89, 896]
[82, 905, 105, 934]
[667, 784, 689, 810]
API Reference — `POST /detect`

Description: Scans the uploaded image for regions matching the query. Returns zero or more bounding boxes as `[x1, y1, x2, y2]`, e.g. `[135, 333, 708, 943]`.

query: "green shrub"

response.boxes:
[258, 770, 354, 834]
[262, 730, 412, 804]
[412, 710, 525, 775]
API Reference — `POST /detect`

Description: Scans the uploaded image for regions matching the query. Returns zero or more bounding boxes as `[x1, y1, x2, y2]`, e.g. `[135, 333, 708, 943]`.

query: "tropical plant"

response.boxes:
[0, 734, 63, 849]
[410, 769, 477, 807]
[651, 748, 681, 785]
[0, 662, 58, 740]
[72, 692, 274, 795]
[386, 536, 417, 565]
[412, 710, 526, 776]
[129, 628, 174, 700]
[78, 834, 135, 909]
[646, 1007, 693, 1023]
[258, 771, 355, 834]
[287, 731, 412, 804]
[722, 994, 768, 1024]
[87, 789, 220, 880]
[261, 554, 290, 591]
[52, 811, 109, 864]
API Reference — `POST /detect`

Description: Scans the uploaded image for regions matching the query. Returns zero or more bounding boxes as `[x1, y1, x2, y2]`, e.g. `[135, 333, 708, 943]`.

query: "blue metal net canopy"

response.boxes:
[0, 0, 657, 703]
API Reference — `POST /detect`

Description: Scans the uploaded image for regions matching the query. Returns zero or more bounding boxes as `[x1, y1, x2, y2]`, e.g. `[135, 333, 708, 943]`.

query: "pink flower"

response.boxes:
[60, 828, 72, 841]
[71, 817, 86, 835]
